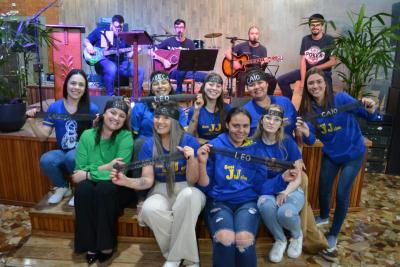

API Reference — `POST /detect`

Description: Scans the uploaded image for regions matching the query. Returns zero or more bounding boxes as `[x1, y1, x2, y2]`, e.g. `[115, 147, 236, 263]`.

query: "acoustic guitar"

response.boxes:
[83, 47, 132, 66]
[152, 49, 181, 73]
[222, 54, 283, 77]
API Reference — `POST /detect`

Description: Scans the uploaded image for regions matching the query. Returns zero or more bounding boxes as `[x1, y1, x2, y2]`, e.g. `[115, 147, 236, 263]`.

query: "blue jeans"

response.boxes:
[40, 149, 76, 188]
[277, 69, 332, 99]
[169, 70, 207, 93]
[95, 58, 145, 97]
[204, 198, 260, 267]
[258, 188, 305, 242]
[319, 154, 364, 236]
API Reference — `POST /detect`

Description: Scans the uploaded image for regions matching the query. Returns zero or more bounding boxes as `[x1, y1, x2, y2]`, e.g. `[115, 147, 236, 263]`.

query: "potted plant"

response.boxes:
[330, 5, 400, 99]
[0, 10, 53, 132]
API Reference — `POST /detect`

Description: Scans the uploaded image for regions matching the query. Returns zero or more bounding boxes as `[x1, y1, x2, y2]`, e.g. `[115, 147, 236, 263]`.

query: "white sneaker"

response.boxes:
[48, 187, 69, 204]
[163, 261, 180, 267]
[269, 239, 287, 263]
[68, 196, 75, 207]
[287, 232, 303, 258]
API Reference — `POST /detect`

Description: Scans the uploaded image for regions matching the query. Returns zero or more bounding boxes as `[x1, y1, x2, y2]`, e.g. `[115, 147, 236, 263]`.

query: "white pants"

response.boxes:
[141, 181, 206, 263]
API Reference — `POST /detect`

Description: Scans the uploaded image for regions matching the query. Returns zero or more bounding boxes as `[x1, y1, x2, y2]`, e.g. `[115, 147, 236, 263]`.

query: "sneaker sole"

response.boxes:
[316, 220, 329, 226]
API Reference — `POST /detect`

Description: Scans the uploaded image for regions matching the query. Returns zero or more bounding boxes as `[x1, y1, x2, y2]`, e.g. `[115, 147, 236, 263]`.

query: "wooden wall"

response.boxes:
[59, 0, 397, 83]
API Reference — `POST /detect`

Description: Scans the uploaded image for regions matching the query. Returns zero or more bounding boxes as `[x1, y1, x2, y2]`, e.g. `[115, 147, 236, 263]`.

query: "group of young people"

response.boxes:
[24, 11, 381, 267]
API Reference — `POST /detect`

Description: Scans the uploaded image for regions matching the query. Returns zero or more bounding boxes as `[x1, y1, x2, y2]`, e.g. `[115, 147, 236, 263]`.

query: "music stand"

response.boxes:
[118, 31, 153, 98]
[177, 49, 218, 93]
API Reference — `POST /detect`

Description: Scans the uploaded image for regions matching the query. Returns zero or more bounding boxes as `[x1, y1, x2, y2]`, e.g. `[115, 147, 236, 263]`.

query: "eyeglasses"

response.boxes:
[263, 115, 282, 124]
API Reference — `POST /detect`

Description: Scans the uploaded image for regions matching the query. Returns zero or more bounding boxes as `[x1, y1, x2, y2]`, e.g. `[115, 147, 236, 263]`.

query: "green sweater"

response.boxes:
[75, 128, 134, 182]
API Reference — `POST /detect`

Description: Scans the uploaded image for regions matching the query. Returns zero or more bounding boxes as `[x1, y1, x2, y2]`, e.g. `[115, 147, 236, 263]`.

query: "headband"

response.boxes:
[245, 69, 268, 86]
[205, 74, 223, 85]
[154, 106, 180, 121]
[264, 108, 284, 119]
[105, 99, 129, 114]
[151, 73, 169, 84]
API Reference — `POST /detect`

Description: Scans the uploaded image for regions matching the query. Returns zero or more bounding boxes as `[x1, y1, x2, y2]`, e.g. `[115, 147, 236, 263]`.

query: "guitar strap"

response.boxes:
[101, 30, 113, 49]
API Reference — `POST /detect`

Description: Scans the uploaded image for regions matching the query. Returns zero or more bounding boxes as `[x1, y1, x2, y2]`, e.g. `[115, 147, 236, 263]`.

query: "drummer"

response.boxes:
[155, 19, 207, 94]
[224, 26, 271, 97]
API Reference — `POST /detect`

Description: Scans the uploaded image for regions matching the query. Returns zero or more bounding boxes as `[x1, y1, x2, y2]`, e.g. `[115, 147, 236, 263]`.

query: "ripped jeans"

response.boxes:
[257, 188, 305, 242]
[204, 198, 260, 267]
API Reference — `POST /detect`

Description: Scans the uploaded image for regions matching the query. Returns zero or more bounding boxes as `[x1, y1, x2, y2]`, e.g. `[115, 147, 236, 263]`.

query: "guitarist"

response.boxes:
[84, 14, 145, 97]
[224, 26, 271, 97]
[155, 19, 206, 94]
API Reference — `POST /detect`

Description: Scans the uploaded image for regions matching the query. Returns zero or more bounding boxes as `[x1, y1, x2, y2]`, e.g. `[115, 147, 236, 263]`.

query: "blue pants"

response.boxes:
[277, 69, 332, 99]
[169, 70, 206, 93]
[95, 58, 145, 97]
[319, 154, 364, 236]
[204, 198, 260, 267]
[258, 188, 305, 242]
[39, 149, 75, 188]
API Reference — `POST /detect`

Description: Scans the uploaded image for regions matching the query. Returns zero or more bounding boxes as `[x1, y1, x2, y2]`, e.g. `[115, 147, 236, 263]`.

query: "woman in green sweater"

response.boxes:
[72, 98, 135, 265]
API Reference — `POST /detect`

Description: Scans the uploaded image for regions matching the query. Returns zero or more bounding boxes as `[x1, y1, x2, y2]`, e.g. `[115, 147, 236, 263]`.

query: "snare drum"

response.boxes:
[193, 39, 204, 49]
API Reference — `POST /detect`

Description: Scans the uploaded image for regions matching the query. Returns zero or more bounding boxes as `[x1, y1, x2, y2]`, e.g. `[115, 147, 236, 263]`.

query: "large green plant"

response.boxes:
[0, 10, 54, 103]
[330, 5, 400, 98]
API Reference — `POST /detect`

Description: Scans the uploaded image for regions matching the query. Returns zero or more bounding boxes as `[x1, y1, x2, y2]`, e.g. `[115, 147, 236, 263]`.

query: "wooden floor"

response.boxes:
[6, 235, 317, 267]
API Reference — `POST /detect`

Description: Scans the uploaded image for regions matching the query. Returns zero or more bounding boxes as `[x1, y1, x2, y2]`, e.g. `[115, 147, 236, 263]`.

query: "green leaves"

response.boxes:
[331, 5, 399, 98]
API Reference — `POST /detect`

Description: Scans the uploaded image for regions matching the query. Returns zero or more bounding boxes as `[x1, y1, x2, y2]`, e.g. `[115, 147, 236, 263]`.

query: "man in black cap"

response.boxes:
[276, 14, 336, 99]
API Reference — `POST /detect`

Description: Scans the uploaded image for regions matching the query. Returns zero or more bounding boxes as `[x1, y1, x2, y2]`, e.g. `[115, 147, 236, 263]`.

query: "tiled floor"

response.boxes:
[1, 173, 399, 266]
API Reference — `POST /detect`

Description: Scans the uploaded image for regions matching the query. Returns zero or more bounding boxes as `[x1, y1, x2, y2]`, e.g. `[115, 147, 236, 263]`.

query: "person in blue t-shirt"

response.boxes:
[154, 19, 206, 93]
[131, 71, 188, 139]
[112, 101, 205, 267]
[26, 69, 99, 205]
[252, 104, 305, 263]
[84, 14, 145, 97]
[297, 68, 379, 261]
[187, 72, 231, 143]
[243, 68, 297, 137]
[197, 107, 297, 267]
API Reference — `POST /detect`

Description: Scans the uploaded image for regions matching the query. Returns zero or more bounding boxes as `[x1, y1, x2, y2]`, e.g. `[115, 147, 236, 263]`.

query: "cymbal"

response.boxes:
[204, 33, 222, 38]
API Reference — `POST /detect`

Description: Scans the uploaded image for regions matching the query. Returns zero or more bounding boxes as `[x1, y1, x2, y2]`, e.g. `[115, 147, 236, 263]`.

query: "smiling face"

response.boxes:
[306, 73, 326, 103]
[247, 80, 268, 100]
[154, 114, 172, 136]
[103, 108, 127, 132]
[66, 74, 86, 101]
[226, 113, 250, 147]
[152, 79, 172, 96]
[309, 21, 323, 37]
[204, 81, 223, 100]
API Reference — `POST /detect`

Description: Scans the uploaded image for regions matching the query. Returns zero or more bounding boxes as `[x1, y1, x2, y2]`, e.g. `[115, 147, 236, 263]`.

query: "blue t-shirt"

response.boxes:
[131, 103, 188, 138]
[243, 96, 297, 137]
[43, 99, 99, 150]
[156, 37, 195, 50]
[200, 133, 286, 204]
[187, 104, 232, 140]
[138, 133, 199, 183]
[87, 25, 130, 61]
[255, 137, 301, 179]
[303, 92, 381, 163]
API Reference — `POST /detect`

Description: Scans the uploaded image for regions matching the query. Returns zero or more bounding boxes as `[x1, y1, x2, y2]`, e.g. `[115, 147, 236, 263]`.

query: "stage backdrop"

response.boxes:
[0, 0, 396, 89]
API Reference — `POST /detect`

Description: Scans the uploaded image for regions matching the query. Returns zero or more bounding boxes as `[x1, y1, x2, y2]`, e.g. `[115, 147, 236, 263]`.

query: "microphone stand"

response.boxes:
[116, 33, 121, 96]
[23, 0, 60, 111]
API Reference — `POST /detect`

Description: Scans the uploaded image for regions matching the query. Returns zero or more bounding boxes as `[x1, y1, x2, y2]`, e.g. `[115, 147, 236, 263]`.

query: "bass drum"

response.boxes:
[193, 39, 204, 49]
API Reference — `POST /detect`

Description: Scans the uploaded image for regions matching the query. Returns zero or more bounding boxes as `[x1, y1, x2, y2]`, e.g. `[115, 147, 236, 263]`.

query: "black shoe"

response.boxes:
[98, 251, 114, 263]
[86, 252, 98, 265]
[320, 247, 339, 263]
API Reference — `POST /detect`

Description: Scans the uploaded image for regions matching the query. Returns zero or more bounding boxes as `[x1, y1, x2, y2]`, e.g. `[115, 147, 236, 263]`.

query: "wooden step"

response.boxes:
[6, 235, 314, 267]
[29, 196, 273, 240]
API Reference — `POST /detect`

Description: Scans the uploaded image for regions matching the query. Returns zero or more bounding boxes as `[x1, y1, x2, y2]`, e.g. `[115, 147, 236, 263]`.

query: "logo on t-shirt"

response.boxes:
[304, 46, 325, 65]
[61, 120, 77, 150]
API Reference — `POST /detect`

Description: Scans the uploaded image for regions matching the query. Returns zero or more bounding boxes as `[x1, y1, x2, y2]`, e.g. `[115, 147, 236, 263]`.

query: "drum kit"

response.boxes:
[194, 32, 223, 49]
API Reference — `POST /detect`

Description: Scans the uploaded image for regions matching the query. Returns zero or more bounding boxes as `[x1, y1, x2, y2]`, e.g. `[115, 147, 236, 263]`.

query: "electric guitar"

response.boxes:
[83, 47, 133, 66]
[152, 49, 181, 73]
[222, 54, 283, 78]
